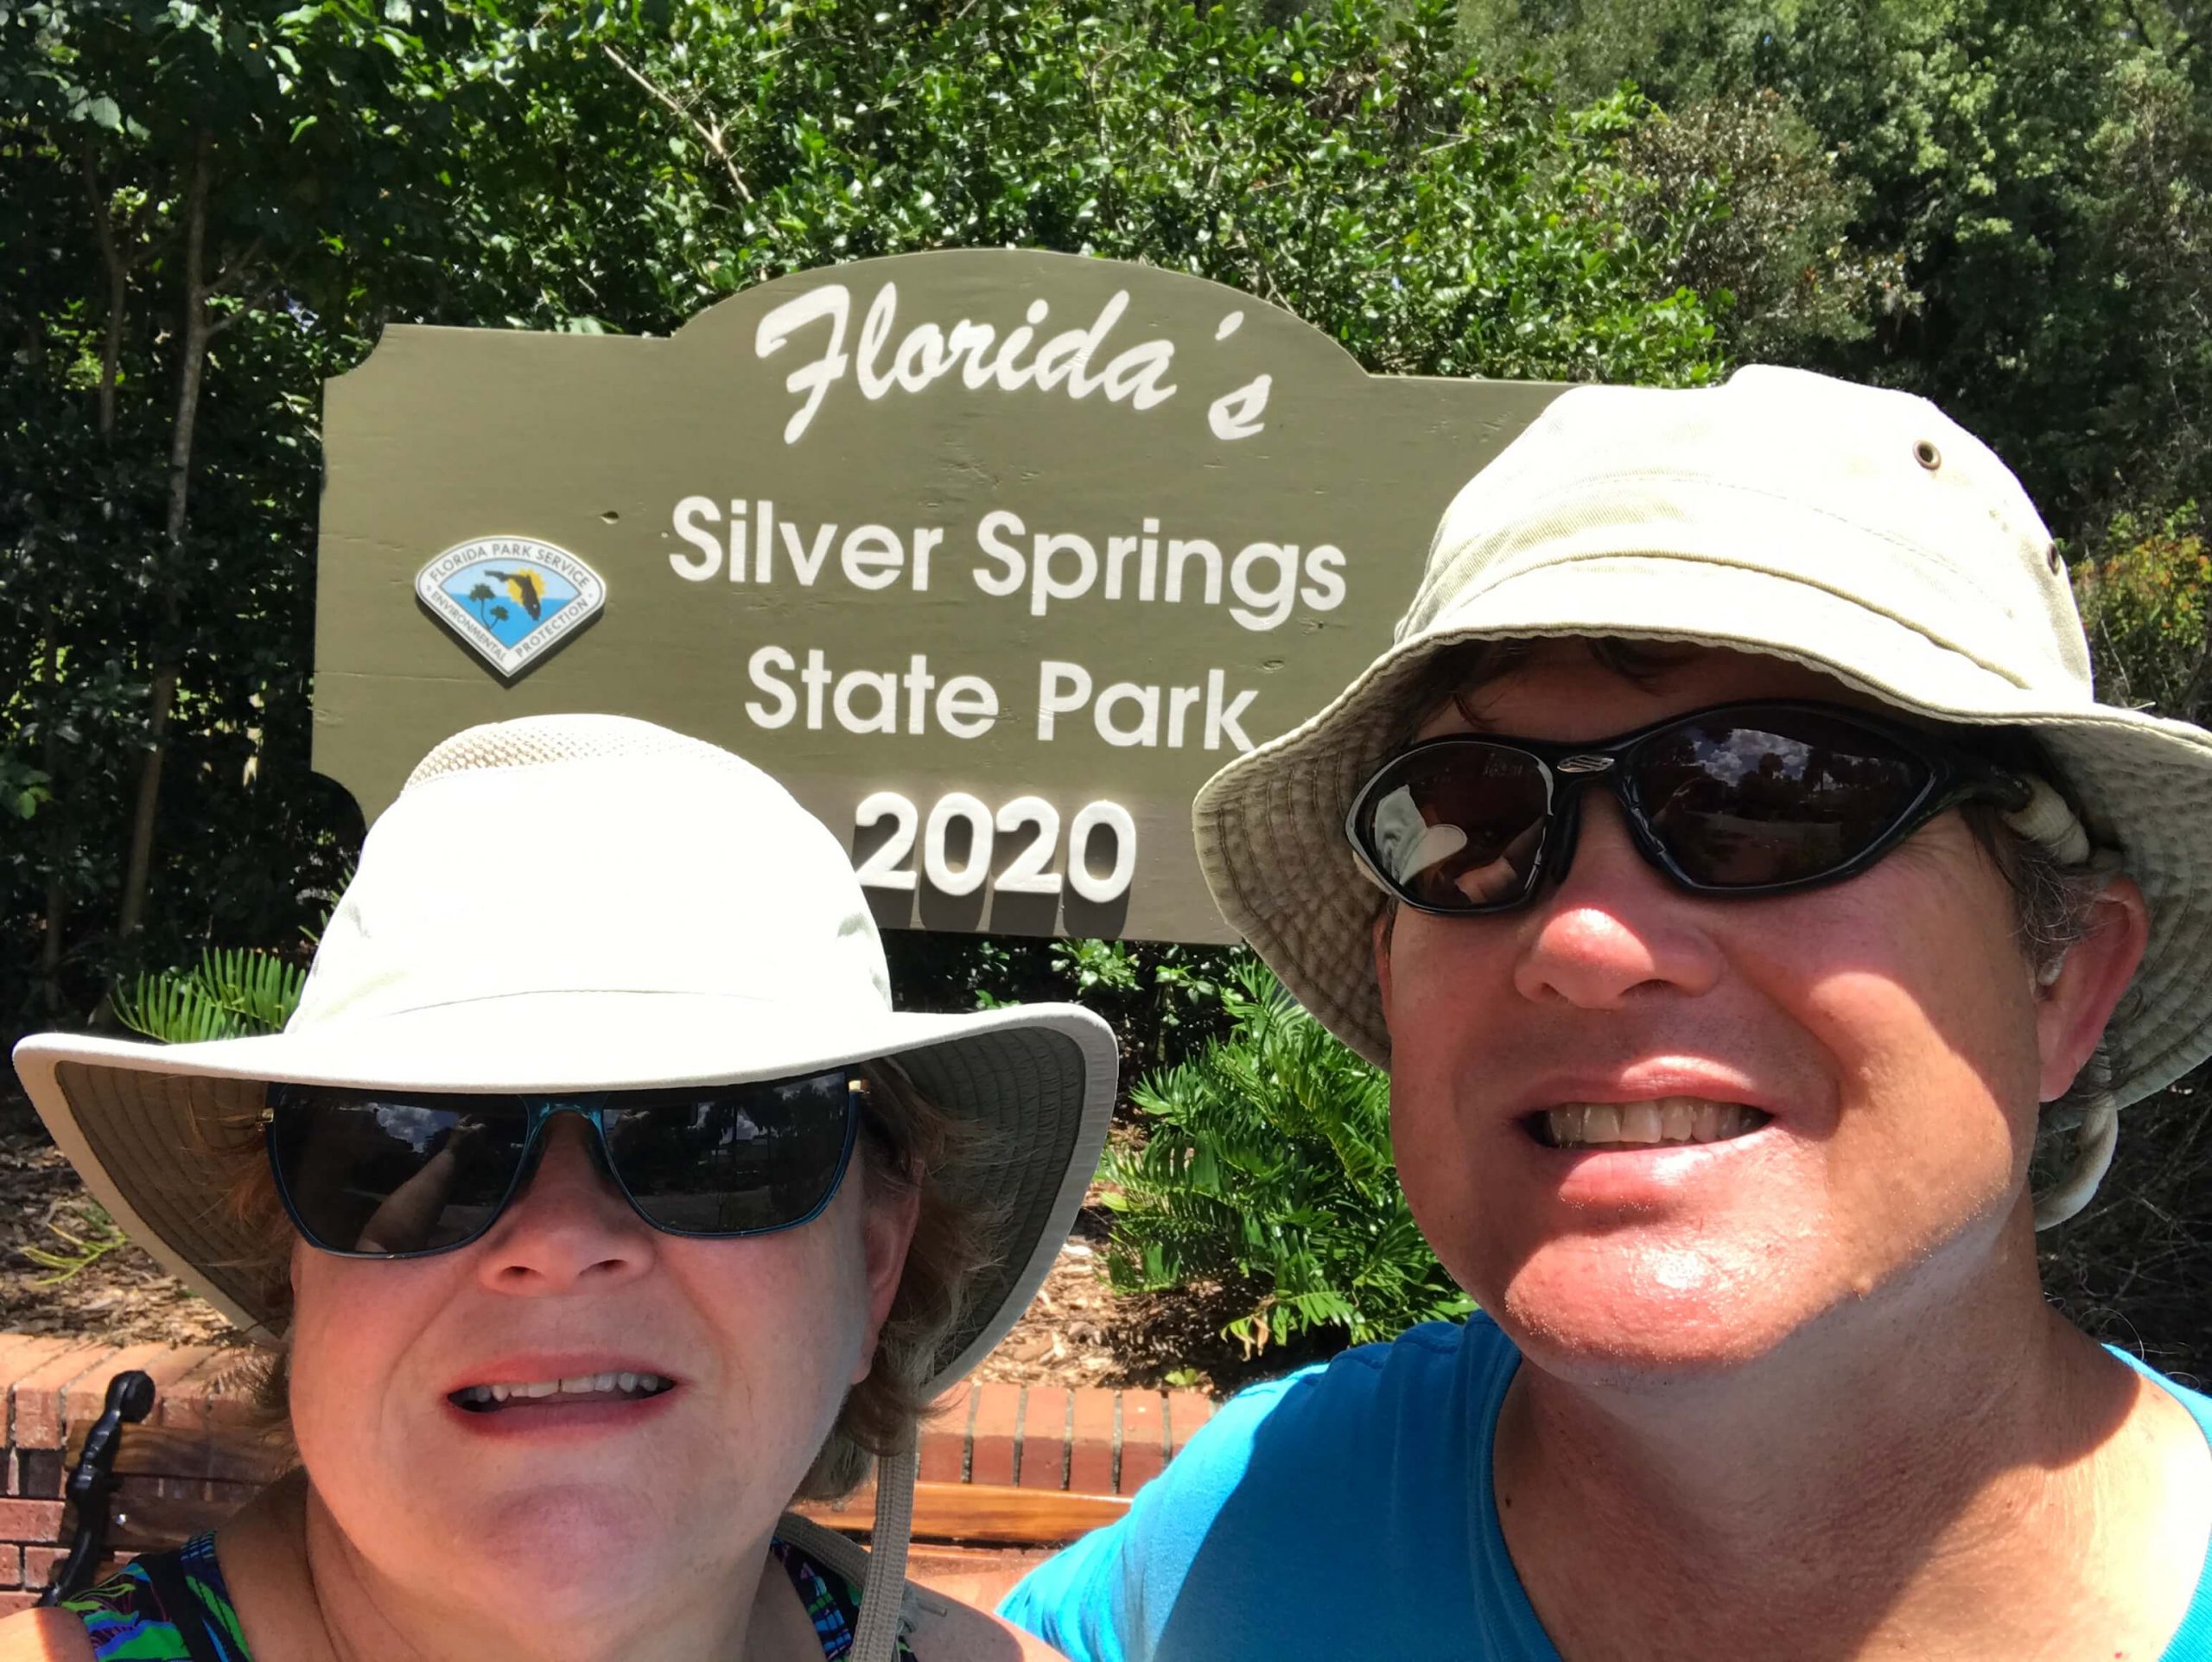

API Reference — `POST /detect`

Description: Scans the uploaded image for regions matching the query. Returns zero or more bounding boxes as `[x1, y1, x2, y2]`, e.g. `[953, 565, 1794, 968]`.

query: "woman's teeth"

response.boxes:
[1541, 1098, 1769, 1149]
[453, 1372, 671, 1410]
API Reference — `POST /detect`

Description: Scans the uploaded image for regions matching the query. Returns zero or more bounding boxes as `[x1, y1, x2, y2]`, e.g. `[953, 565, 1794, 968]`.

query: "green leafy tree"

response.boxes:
[1101, 958, 1473, 1352]
[4, 0, 1732, 1037]
[3, 0, 518, 1022]
[1464, 0, 2212, 544]
[2064, 54, 2212, 524]
[540, 0, 1726, 383]
[1614, 88, 1916, 361]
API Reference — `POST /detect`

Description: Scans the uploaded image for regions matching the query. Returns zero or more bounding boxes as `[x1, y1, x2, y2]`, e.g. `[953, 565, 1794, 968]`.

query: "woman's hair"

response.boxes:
[212, 1059, 988, 1503]
[800, 1059, 988, 1499]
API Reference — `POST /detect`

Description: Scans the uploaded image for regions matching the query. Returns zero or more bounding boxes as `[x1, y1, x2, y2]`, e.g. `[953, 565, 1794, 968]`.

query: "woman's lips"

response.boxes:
[450, 1370, 674, 1411]
[442, 1388, 681, 1437]
[440, 1353, 683, 1423]
[441, 1372, 683, 1436]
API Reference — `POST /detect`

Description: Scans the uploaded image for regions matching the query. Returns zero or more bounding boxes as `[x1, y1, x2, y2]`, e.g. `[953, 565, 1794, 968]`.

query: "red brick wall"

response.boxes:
[0, 1335, 275, 1614]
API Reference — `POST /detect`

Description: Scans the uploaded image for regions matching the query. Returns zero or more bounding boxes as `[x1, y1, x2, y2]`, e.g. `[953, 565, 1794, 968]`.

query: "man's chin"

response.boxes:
[1489, 1250, 1816, 1385]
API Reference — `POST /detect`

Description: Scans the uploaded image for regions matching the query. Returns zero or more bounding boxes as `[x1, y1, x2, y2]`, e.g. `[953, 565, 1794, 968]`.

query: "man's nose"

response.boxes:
[474, 1115, 657, 1296]
[1510, 792, 1725, 1008]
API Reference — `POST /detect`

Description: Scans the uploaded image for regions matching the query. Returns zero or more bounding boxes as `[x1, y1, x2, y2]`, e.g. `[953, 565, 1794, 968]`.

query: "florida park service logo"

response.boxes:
[416, 538, 605, 678]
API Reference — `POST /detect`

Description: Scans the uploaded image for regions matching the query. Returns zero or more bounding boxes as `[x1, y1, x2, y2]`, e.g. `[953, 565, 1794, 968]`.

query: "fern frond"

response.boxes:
[111, 948, 306, 1043]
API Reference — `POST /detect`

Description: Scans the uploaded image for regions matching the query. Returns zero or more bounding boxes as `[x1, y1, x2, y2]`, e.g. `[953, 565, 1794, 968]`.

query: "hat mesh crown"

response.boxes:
[404, 713, 734, 793]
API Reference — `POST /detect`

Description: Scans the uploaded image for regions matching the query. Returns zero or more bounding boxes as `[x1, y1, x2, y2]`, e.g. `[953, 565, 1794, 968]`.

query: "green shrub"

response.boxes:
[1101, 958, 1472, 1353]
[2072, 501, 2211, 723]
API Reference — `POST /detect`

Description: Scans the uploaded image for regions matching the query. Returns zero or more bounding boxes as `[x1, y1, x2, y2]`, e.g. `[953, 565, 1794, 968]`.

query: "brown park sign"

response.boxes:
[316, 249, 1563, 944]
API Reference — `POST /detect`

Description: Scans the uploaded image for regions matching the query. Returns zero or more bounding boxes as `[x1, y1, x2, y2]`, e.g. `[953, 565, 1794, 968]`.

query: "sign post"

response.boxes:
[316, 249, 1561, 944]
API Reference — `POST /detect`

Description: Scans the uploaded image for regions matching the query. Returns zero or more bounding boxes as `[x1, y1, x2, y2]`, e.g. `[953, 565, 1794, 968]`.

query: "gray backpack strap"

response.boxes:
[848, 1449, 918, 1662]
[777, 1478, 945, 1661]
[773, 1510, 883, 1589]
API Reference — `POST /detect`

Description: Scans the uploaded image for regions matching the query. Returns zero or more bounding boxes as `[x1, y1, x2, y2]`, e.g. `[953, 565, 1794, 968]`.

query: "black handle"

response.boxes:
[36, 1370, 156, 1606]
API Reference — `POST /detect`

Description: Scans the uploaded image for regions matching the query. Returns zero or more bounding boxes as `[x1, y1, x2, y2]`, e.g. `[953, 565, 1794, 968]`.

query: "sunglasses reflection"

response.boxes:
[353, 1125, 480, 1254]
[1373, 785, 1546, 907]
[1453, 822, 1544, 904]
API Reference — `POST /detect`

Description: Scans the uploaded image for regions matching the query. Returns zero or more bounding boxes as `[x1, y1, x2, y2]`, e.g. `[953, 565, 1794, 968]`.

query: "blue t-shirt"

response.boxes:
[1001, 1314, 2212, 1661]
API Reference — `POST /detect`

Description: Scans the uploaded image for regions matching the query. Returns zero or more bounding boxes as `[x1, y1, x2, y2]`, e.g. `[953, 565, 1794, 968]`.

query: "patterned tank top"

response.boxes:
[61, 1531, 918, 1660]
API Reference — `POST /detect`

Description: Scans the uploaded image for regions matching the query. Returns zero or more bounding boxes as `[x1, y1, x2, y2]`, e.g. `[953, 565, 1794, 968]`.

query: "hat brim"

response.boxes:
[1193, 551, 2212, 1104]
[12, 995, 1116, 1395]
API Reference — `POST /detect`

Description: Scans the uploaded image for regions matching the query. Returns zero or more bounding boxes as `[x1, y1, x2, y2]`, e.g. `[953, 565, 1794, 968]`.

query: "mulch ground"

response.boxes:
[0, 1095, 238, 1348]
[964, 1206, 1335, 1396]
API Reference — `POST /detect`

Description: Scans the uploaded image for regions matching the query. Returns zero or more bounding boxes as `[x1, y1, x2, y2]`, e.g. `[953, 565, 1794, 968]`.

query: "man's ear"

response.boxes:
[2036, 874, 2149, 1103]
[1372, 906, 1395, 1017]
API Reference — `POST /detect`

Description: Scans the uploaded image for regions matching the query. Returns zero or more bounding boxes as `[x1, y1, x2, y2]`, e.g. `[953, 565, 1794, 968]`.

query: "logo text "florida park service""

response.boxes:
[416, 538, 607, 678]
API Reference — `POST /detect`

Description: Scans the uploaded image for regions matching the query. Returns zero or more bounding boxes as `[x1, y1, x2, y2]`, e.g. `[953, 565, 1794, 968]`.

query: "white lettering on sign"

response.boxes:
[853, 792, 919, 891]
[674, 500, 945, 589]
[753, 279, 1279, 445]
[924, 793, 995, 895]
[1035, 660, 1256, 753]
[746, 646, 1003, 738]
[965, 507, 1344, 630]
[740, 644, 1255, 753]
[1209, 373, 1272, 441]
[994, 797, 1063, 894]
[854, 791, 1138, 904]
[1067, 801, 1139, 902]
[676, 499, 1343, 633]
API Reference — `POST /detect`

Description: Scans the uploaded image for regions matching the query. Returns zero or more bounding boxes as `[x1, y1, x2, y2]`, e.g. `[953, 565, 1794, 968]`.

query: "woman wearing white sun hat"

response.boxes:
[5, 714, 1112, 1662]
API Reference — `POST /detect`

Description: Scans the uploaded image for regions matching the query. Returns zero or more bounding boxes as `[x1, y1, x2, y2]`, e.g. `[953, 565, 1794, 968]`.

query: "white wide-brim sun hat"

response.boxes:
[13, 714, 1117, 1396]
[1194, 366, 2212, 1115]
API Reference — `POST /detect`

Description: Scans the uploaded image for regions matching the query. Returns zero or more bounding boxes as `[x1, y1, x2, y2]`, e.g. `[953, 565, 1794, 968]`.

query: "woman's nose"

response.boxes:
[474, 1115, 657, 1296]
[1511, 792, 1726, 1008]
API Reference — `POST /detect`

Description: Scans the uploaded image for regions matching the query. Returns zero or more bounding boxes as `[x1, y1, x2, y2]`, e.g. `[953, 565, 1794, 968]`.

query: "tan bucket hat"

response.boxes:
[1194, 365, 2212, 1124]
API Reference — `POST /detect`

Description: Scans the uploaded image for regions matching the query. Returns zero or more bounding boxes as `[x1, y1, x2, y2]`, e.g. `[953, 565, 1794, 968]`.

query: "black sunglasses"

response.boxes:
[265, 1068, 862, 1258]
[1346, 699, 2032, 916]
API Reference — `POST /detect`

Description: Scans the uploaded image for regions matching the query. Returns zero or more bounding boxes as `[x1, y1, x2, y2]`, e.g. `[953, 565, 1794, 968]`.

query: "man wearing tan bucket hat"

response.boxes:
[1004, 366, 2212, 1660]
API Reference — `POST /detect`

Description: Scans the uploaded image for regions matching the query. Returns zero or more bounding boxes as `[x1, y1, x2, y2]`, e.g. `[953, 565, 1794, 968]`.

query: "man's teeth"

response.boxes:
[454, 1372, 669, 1408]
[1542, 1098, 1767, 1149]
